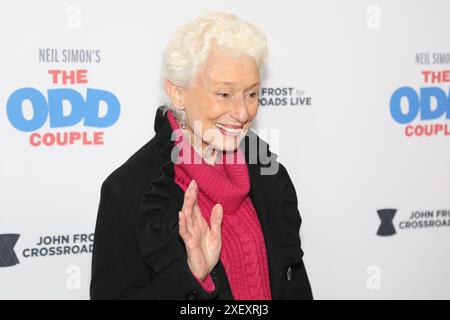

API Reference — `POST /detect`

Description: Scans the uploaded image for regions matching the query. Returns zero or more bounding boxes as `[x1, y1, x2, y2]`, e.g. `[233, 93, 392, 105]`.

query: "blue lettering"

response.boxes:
[390, 86, 450, 124]
[6, 87, 120, 131]
[390, 87, 420, 124]
[7, 88, 48, 132]
[420, 87, 449, 120]
[84, 89, 120, 127]
[48, 89, 85, 128]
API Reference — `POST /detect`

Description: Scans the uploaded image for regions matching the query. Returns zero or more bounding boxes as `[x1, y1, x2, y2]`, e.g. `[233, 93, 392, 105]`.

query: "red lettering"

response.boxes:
[405, 125, 413, 137]
[27, 131, 104, 146]
[70, 132, 82, 143]
[421, 70, 450, 83]
[47, 69, 89, 85]
[29, 133, 41, 146]
[93, 131, 104, 145]
[404, 123, 450, 137]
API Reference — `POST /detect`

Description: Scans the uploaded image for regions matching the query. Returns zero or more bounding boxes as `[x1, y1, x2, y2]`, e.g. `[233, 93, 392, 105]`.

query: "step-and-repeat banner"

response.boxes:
[1, 0, 449, 299]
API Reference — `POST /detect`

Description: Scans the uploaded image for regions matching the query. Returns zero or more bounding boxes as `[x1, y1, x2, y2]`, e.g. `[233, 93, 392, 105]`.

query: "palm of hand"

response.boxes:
[178, 180, 223, 280]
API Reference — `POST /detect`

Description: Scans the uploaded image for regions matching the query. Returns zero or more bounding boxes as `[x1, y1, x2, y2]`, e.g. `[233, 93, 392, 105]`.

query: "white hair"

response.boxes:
[160, 11, 268, 116]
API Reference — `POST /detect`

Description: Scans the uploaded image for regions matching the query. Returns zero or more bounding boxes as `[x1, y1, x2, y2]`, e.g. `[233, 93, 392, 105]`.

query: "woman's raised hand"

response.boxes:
[178, 180, 223, 281]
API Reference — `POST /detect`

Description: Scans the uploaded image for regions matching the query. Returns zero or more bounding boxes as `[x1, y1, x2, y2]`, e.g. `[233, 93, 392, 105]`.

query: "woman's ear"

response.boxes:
[164, 79, 185, 108]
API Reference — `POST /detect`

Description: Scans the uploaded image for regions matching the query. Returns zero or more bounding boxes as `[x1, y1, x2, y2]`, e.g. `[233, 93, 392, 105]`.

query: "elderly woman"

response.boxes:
[90, 12, 312, 300]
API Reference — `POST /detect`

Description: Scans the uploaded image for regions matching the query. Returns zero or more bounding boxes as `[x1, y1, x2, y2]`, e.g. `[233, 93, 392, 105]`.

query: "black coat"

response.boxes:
[90, 107, 313, 300]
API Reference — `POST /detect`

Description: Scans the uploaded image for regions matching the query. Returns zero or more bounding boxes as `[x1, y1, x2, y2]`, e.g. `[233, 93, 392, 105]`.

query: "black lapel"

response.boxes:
[153, 110, 286, 299]
[150, 107, 235, 299]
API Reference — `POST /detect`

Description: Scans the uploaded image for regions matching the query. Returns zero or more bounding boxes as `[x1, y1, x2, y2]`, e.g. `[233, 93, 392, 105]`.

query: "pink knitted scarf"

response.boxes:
[167, 110, 272, 300]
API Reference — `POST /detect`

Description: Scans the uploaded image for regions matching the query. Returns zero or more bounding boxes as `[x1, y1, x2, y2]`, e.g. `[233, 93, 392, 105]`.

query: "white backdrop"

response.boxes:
[1, 0, 449, 299]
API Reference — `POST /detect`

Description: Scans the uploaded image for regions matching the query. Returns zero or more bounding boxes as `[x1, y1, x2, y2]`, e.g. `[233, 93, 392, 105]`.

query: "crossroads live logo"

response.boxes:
[5, 48, 120, 147]
[258, 87, 312, 107]
[389, 52, 450, 137]
[0, 233, 94, 267]
[376, 208, 450, 236]
[0, 234, 20, 267]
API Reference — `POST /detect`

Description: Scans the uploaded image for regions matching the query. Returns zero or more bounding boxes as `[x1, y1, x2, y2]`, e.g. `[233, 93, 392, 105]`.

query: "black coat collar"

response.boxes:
[141, 106, 302, 299]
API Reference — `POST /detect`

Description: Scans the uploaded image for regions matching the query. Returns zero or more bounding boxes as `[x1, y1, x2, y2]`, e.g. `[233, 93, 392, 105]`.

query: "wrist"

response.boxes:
[187, 259, 207, 281]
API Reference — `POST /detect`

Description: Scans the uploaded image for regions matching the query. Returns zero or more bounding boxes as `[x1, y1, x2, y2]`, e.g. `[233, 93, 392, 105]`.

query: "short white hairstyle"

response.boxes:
[160, 11, 268, 113]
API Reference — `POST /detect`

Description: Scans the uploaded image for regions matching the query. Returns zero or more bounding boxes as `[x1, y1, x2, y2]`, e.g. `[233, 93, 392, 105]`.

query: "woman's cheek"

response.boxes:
[207, 100, 228, 117]
[248, 105, 258, 121]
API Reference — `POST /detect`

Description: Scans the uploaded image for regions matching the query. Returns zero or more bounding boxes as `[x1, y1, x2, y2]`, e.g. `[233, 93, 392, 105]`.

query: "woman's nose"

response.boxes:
[230, 96, 249, 123]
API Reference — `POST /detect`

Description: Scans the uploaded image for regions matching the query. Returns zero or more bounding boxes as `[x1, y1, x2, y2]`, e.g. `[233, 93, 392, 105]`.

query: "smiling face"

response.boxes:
[166, 40, 260, 161]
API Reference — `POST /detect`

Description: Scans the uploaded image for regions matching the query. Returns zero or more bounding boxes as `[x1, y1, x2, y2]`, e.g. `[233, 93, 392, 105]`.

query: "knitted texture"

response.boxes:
[167, 111, 271, 300]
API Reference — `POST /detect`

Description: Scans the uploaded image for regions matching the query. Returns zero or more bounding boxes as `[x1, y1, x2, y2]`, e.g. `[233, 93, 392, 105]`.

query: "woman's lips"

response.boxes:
[215, 123, 244, 136]
[218, 123, 244, 129]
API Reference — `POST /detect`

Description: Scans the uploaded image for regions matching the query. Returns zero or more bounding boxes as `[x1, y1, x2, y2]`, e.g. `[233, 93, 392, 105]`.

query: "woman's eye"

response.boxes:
[218, 93, 229, 98]
[249, 92, 258, 98]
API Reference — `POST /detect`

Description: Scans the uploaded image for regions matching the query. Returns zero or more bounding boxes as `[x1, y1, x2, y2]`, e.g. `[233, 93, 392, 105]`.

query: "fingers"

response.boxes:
[178, 211, 188, 239]
[181, 180, 221, 240]
[182, 180, 197, 229]
[191, 181, 201, 222]
[182, 180, 196, 212]
[210, 203, 223, 239]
